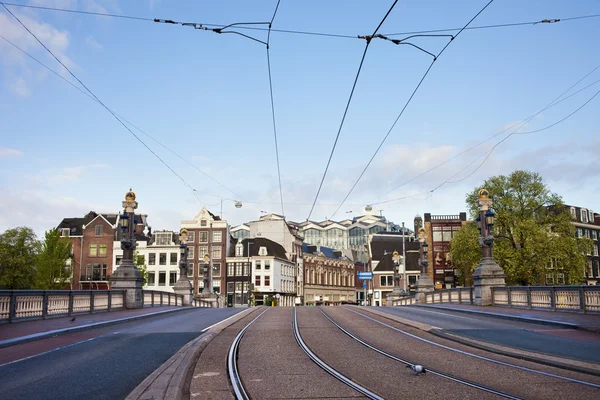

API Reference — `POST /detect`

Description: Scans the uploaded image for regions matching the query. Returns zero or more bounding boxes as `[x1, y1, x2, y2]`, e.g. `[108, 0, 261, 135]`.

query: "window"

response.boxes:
[264, 260, 271, 270]
[155, 233, 171, 246]
[212, 247, 222, 259]
[170, 253, 178, 265]
[213, 262, 221, 277]
[158, 271, 166, 286]
[228, 263, 235, 276]
[235, 262, 243, 276]
[99, 244, 107, 257]
[95, 225, 103, 236]
[89, 263, 107, 280]
[581, 209, 588, 223]
[593, 230, 598, 240]
[432, 226, 442, 242]
[236, 244, 243, 257]
[409, 275, 417, 285]
[199, 231, 208, 243]
[170, 271, 177, 286]
[585, 229, 590, 238]
[556, 273, 565, 285]
[255, 260, 261, 270]
[148, 272, 155, 285]
[546, 274, 554, 285]
[590, 210, 595, 223]
[159, 253, 167, 265]
[188, 263, 194, 277]
[61, 228, 70, 237]
[570, 207, 576, 219]
[227, 282, 235, 293]
[149, 253, 156, 265]
[255, 276, 261, 287]
[380, 275, 393, 286]
[264, 276, 270, 286]
[213, 231, 222, 242]
[594, 245, 599, 257]
[116, 256, 122, 265]
[258, 246, 268, 256]
[213, 280, 220, 294]
[188, 246, 195, 260]
[201, 220, 207, 227]
[577, 228, 582, 238]
[187, 231, 195, 243]
[89, 244, 97, 257]
[198, 246, 208, 259]
[244, 262, 249, 276]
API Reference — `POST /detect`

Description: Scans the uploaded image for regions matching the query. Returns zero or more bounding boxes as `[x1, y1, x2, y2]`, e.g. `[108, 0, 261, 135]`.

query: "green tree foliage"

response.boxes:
[35, 229, 73, 289]
[449, 222, 481, 286]
[134, 251, 148, 286]
[466, 170, 592, 285]
[0, 227, 38, 289]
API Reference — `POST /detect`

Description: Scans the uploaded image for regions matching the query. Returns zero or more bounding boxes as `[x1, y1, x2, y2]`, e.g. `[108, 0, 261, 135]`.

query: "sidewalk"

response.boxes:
[0, 306, 188, 348]
[416, 303, 600, 333]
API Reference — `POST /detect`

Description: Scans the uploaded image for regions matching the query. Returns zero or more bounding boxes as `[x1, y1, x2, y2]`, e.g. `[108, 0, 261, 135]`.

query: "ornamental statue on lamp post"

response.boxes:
[110, 189, 143, 309]
[173, 228, 193, 305]
[416, 227, 434, 303]
[392, 250, 402, 295]
[472, 188, 506, 305]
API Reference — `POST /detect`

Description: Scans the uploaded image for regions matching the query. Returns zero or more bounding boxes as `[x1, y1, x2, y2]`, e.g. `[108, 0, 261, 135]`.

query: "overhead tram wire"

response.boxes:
[3, 2, 599, 40]
[266, 0, 285, 218]
[0, 35, 245, 203]
[328, 0, 495, 220]
[1, 3, 209, 206]
[306, 0, 400, 221]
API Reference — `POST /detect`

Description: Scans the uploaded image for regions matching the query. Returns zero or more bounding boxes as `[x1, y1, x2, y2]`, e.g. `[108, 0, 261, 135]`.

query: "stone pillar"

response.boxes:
[173, 229, 193, 306]
[472, 189, 506, 306]
[415, 227, 434, 304]
[110, 189, 143, 309]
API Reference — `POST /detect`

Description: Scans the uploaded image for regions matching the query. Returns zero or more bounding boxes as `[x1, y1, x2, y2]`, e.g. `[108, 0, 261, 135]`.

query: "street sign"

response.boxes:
[275, 293, 281, 299]
[363, 281, 367, 289]
[358, 271, 373, 280]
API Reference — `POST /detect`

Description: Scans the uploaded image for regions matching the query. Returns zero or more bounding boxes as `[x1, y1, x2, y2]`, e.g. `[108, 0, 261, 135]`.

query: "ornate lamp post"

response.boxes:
[202, 253, 211, 294]
[415, 227, 434, 303]
[472, 189, 506, 305]
[173, 228, 193, 305]
[392, 250, 402, 295]
[110, 189, 143, 309]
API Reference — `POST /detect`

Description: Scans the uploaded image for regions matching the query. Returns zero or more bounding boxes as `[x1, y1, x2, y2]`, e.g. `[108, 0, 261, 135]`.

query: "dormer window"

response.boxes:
[570, 207, 576, 219]
[590, 210, 594, 223]
[201, 220, 207, 227]
[61, 228, 70, 237]
[258, 246, 268, 256]
[235, 243, 243, 257]
[581, 209, 588, 223]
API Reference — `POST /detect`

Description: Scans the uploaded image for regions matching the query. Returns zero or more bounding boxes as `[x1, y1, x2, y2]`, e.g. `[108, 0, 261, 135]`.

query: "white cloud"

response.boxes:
[85, 36, 103, 50]
[0, 147, 24, 157]
[10, 77, 31, 97]
[48, 166, 86, 183]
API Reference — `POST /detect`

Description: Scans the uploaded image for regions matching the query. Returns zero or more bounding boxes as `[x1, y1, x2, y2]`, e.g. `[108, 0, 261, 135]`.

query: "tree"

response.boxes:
[35, 229, 73, 290]
[0, 227, 38, 289]
[134, 250, 148, 286]
[465, 170, 592, 285]
[449, 222, 481, 286]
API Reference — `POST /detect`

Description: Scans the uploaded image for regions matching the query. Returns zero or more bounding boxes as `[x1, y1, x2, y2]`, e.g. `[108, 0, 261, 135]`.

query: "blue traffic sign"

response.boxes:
[358, 271, 373, 280]
[363, 281, 367, 289]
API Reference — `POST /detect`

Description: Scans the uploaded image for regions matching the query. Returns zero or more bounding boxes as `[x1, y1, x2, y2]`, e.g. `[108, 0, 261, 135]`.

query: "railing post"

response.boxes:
[527, 287, 532, 309]
[151, 291, 155, 307]
[550, 286, 555, 311]
[580, 286, 586, 313]
[491, 288, 495, 306]
[90, 291, 95, 314]
[108, 291, 112, 312]
[160, 292, 163, 306]
[9, 291, 17, 322]
[42, 291, 49, 319]
[68, 290, 74, 316]
[507, 287, 512, 307]
[458, 290, 462, 304]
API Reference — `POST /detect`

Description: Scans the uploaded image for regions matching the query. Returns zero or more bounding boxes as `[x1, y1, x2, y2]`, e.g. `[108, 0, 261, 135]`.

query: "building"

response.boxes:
[367, 232, 420, 306]
[113, 230, 183, 292]
[354, 261, 368, 305]
[181, 207, 234, 295]
[226, 237, 296, 306]
[302, 243, 355, 306]
[248, 213, 304, 304]
[420, 213, 467, 289]
[289, 205, 403, 260]
[566, 205, 599, 285]
[57, 211, 148, 290]
[231, 224, 250, 240]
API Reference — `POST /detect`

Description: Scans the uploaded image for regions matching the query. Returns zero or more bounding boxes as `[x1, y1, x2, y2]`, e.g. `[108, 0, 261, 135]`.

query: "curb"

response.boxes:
[349, 306, 600, 377]
[413, 304, 599, 333]
[0, 307, 198, 349]
[125, 307, 261, 400]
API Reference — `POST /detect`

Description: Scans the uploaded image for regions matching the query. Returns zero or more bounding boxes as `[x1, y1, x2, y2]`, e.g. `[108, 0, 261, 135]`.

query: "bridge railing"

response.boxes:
[142, 290, 183, 307]
[492, 286, 600, 314]
[0, 290, 126, 323]
[391, 296, 417, 306]
[391, 287, 474, 306]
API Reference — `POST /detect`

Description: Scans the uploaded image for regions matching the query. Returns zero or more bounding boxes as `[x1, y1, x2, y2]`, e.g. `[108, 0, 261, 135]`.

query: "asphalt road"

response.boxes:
[372, 306, 600, 363]
[0, 308, 243, 400]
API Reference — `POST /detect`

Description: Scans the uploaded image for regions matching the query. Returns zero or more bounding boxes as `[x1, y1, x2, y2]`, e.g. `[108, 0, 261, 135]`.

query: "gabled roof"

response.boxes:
[301, 243, 345, 260]
[370, 236, 420, 260]
[374, 251, 420, 272]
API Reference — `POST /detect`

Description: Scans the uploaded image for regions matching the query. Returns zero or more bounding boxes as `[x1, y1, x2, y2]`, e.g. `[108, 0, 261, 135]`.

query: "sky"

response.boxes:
[1, 0, 599, 238]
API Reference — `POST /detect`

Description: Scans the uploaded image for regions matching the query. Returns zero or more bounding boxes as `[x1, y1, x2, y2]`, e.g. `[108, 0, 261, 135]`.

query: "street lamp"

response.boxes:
[173, 228, 193, 305]
[247, 240, 253, 307]
[392, 250, 401, 295]
[472, 188, 506, 305]
[414, 226, 434, 302]
[202, 253, 210, 294]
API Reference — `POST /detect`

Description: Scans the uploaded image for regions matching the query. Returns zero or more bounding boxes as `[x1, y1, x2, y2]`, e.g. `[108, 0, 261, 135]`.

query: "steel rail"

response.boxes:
[227, 308, 270, 400]
[345, 307, 600, 389]
[293, 308, 384, 400]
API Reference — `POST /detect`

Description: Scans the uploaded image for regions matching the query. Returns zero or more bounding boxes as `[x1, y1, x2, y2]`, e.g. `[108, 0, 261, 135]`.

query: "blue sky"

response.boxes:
[1, 0, 599, 237]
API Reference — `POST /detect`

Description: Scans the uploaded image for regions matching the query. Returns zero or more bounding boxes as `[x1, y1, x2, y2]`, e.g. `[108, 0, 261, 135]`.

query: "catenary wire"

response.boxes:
[329, 0, 495, 220]
[3, 2, 598, 40]
[306, 0, 399, 221]
[1, 3, 208, 205]
[0, 34, 246, 203]
[266, 0, 285, 217]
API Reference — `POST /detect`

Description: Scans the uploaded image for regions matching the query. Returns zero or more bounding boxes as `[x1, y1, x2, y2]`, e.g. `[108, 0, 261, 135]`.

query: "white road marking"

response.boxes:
[200, 311, 243, 333]
[0, 337, 97, 368]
